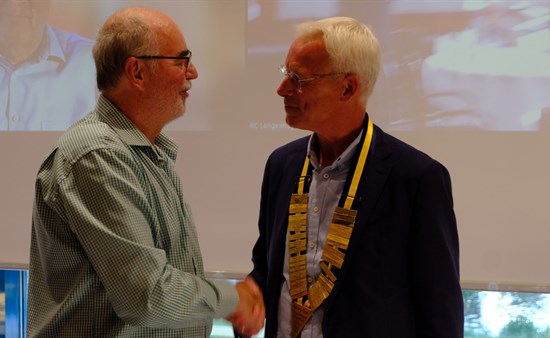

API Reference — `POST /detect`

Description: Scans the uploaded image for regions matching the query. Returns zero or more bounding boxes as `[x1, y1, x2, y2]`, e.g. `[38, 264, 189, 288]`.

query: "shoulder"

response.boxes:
[267, 136, 309, 164]
[258, 136, 309, 185]
[374, 125, 449, 175]
[36, 112, 131, 192]
[54, 113, 129, 166]
[49, 25, 94, 55]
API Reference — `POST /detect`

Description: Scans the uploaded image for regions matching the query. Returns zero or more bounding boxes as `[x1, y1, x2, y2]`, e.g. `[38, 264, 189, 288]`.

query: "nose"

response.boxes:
[186, 62, 198, 80]
[277, 76, 295, 97]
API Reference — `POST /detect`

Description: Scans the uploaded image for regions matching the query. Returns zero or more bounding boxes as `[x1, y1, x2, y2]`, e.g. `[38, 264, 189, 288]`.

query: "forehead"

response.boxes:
[286, 35, 330, 73]
[153, 20, 188, 55]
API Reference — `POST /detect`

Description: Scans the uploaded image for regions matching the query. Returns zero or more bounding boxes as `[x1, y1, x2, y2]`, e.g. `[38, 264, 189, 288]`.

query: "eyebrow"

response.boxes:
[178, 50, 191, 58]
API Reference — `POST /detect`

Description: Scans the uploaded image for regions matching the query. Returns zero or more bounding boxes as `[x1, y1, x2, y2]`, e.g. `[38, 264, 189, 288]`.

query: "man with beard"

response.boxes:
[28, 7, 264, 338]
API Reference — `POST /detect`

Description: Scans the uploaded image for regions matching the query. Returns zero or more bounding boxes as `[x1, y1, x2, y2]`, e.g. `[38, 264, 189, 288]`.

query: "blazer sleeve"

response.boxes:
[411, 161, 464, 337]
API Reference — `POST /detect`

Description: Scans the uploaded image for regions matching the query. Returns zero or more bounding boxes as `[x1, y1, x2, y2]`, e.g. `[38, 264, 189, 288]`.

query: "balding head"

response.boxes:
[104, 7, 179, 36]
[93, 7, 179, 92]
[91, 7, 196, 141]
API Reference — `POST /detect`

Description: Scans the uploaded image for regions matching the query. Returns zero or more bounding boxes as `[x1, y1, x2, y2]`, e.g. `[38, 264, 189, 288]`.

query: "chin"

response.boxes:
[286, 116, 314, 132]
[176, 103, 186, 116]
[285, 116, 302, 130]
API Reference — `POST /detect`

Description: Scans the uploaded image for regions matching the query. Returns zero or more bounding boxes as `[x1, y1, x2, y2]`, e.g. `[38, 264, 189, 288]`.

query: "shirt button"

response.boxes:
[11, 115, 19, 122]
[313, 206, 320, 213]
[323, 173, 330, 179]
[309, 242, 315, 249]
[307, 277, 314, 283]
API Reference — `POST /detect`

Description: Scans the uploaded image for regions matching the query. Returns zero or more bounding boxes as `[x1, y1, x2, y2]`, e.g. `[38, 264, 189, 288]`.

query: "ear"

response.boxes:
[123, 57, 146, 91]
[341, 74, 359, 101]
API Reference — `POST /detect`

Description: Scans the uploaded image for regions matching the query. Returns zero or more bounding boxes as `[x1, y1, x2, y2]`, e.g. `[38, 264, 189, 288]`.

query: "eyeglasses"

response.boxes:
[135, 51, 192, 69]
[279, 65, 344, 90]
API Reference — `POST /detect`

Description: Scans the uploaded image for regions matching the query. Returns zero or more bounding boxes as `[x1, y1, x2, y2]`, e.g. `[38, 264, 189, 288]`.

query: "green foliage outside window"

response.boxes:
[464, 290, 550, 338]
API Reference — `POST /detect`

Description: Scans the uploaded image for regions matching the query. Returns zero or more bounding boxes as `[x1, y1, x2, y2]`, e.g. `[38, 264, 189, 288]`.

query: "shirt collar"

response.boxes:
[32, 25, 65, 63]
[307, 128, 364, 171]
[95, 95, 178, 161]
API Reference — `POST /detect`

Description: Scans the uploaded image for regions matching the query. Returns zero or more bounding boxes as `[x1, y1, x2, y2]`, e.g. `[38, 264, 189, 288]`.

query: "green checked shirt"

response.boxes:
[28, 95, 238, 337]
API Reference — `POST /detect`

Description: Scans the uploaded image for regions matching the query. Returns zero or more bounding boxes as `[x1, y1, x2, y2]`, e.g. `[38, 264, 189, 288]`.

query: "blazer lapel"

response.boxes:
[323, 125, 393, 307]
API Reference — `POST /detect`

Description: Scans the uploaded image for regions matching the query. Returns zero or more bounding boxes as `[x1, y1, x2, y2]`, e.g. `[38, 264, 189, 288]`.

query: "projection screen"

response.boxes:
[1, 0, 550, 289]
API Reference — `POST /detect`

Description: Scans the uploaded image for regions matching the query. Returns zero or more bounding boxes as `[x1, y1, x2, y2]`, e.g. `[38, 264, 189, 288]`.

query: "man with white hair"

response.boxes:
[246, 16, 463, 338]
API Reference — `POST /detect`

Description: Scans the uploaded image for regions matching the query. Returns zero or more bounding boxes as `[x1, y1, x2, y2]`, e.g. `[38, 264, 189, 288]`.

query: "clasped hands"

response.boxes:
[226, 276, 265, 337]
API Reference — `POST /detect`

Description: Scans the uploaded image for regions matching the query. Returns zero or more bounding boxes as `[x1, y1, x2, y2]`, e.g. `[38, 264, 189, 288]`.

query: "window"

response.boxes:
[1, 268, 549, 338]
[464, 289, 550, 338]
[0, 269, 27, 338]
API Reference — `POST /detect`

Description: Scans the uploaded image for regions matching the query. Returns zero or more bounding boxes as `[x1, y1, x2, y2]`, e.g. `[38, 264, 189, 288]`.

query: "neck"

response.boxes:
[0, 36, 42, 66]
[315, 124, 363, 167]
[103, 92, 162, 144]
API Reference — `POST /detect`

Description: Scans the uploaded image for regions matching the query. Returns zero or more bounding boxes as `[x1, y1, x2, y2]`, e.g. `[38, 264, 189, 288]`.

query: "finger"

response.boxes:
[245, 276, 261, 296]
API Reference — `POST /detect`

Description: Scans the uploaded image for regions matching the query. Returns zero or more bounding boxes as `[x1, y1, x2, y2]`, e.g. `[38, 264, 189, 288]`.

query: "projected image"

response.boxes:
[0, 0, 98, 131]
[246, 0, 550, 131]
[3, 0, 548, 132]
[0, 1, 243, 132]
[420, 1, 550, 131]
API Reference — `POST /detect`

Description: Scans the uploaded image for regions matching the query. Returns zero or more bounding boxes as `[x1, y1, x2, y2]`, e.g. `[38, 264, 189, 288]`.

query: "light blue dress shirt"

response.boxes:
[277, 131, 363, 338]
[0, 25, 98, 131]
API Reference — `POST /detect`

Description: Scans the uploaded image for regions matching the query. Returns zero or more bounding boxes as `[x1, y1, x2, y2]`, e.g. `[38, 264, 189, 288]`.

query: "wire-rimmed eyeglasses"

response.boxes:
[135, 50, 192, 69]
[279, 65, 345, 90]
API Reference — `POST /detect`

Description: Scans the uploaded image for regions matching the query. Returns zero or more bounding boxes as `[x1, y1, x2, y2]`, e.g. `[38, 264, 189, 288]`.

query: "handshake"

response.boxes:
[226, 276, 266, 338]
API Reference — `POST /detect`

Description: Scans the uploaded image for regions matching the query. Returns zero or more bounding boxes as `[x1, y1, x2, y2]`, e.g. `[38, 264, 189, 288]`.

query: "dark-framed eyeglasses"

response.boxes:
[135, 51, 192, 69]
[279, 65, 345, 90]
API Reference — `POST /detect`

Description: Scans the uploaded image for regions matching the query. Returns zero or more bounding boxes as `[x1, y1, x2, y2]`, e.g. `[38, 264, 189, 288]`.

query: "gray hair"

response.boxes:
[296, 17, 381, 104]
[93, 14, 158, 92]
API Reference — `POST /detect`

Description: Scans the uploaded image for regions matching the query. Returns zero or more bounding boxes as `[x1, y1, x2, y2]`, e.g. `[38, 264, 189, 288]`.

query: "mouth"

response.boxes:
[283, 99, 296, 108]
[284, 103, 300, 113]
[181, 84, 191, 98]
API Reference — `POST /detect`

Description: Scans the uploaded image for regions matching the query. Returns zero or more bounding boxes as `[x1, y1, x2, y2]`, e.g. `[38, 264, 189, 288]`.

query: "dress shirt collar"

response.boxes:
[42, 25, 66, 63]
[307, 128, 364, 172]
[95, 95, 178, 161]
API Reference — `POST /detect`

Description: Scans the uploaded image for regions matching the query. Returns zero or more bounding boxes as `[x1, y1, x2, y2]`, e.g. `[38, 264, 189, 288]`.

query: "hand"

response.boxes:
[226, 276, 265, 337]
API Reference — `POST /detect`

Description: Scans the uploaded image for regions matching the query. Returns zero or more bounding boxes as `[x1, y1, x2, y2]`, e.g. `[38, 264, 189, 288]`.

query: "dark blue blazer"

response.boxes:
[249, 122, 464, 338]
